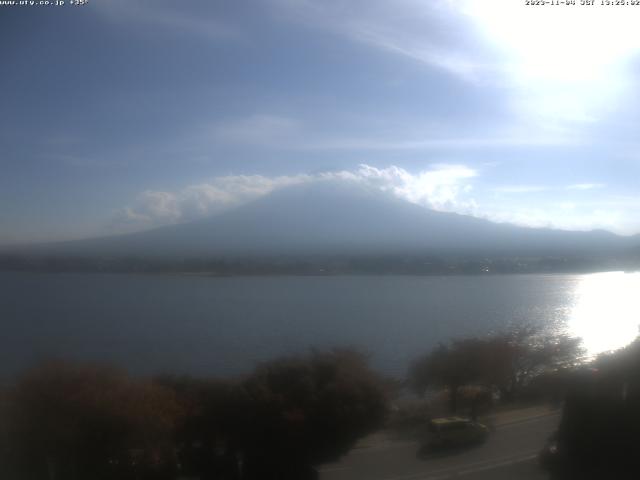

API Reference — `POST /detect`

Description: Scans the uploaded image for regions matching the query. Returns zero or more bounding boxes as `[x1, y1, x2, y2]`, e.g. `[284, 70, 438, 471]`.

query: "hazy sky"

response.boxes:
[2, 0, 640, 244]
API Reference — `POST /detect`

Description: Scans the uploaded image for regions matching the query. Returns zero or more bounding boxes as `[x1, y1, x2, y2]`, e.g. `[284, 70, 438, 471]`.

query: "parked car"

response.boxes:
[422, 417, 489, 450]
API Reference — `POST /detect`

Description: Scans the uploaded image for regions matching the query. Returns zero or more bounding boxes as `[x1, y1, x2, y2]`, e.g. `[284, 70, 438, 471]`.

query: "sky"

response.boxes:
[2, 0, 640, 245]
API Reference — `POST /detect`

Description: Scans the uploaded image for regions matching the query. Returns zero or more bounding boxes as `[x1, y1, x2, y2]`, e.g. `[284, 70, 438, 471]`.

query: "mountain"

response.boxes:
[10, 182, 639, 263]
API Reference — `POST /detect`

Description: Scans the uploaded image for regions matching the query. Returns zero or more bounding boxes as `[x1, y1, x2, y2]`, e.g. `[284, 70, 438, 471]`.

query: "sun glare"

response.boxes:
[456, 0, 640, 122]
[568, 271, 640, 357]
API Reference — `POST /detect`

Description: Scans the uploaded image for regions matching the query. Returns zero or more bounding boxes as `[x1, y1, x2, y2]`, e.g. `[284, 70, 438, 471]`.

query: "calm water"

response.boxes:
[1, 271, 639, 379]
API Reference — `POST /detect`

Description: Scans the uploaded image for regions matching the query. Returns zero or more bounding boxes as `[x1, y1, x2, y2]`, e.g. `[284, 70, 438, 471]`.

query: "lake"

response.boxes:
[1, 271, 639, 380]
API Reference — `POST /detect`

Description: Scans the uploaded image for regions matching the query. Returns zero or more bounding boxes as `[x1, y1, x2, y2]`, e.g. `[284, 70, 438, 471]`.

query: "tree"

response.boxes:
[238, 348, 389, 479]
[0, 385, 12, 479]
[409, 339, 486, 413]
[8, 360, 183, 480]
[409, 328, 584, 411]
[482, 327, 584, 401]
[547, 337, 640, 479]
[155, 349, 390, 480]
[154, 375, 243, 479]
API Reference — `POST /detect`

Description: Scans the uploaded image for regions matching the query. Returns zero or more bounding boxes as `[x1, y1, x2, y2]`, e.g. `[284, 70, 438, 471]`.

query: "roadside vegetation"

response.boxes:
[4, 326, 635, 480]
[0, 350, 389, 480]
[408, 327, 584, 414]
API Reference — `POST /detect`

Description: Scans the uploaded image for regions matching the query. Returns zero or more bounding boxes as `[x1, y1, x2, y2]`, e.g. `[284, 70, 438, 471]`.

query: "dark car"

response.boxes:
[423, 417, 490, 451]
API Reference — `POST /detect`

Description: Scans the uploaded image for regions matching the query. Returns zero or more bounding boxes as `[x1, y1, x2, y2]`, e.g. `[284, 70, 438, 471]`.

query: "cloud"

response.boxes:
[268, 0, 492, 81]
[301, 137, 573, 151]
[476, 191, 640, 235]
[112, 164, 478, 231]
[210, 114, 576, 151]
[212, 115, 301, 146]
[477, 204, 639, 236]
[567, 183, 606, 191]
[270, 0, 640, 129]
[113, 173, 312, 230]
[111, 164, 636, 236]
[94, 0, 238, 40]
[493, 185, 549, 194]
[492, 183, 607, 195]
[353, 164, 477, 212]
[491, 183, 606, 197]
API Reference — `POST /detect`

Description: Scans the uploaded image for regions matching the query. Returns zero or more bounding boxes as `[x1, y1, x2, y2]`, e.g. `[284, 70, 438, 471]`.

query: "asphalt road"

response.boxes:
[320, 412, 559, 480]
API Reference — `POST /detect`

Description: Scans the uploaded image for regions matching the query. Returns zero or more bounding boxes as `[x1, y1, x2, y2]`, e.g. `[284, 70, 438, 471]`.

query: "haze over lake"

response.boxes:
[2, 271, 639, 380]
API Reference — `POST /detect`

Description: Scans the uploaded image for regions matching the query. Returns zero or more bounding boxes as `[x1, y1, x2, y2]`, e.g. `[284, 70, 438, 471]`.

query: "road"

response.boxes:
[320, 410, 559, 480]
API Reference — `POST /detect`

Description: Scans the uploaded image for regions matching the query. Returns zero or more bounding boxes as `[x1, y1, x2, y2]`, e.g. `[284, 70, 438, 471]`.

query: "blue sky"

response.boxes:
[2, 0, 640, 244]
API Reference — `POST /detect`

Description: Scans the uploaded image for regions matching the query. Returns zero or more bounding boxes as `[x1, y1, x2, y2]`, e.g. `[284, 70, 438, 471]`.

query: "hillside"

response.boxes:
[2, 182, 639, 273]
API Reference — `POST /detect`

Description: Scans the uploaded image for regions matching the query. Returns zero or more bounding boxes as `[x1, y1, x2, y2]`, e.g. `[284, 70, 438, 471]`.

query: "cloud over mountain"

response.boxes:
[113, 164, 478, 231]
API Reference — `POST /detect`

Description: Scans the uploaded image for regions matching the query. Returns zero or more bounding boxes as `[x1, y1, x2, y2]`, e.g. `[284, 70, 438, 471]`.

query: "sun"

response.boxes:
[453, 0, 640, 122]
[460, 0, 640, 79]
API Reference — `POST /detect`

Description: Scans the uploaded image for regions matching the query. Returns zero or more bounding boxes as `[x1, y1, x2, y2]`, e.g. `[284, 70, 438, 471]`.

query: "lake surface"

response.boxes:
[1, 271, 639, 380]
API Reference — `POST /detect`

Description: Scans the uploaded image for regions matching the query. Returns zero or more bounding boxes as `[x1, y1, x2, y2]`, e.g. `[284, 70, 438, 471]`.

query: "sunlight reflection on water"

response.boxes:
[568, 271, 640, 357]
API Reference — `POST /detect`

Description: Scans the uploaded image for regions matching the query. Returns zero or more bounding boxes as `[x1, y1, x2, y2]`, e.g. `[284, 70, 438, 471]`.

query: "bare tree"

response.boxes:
[409, 328, 583, 410]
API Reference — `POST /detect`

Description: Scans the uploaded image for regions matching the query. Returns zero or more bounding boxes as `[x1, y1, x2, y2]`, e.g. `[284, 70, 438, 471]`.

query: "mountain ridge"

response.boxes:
[2, 182, 639, 273]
